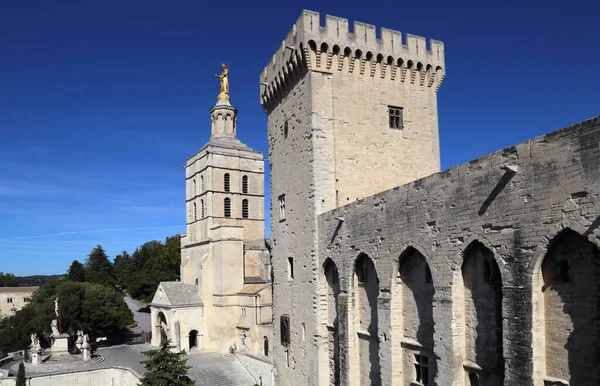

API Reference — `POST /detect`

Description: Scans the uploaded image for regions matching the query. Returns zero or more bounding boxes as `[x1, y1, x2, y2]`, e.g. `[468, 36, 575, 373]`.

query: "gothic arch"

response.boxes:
[460, 240, 504, 385]
[323, 258, 341, 386]
[352, 253, 381, 386]
[531, 227, 600, 385]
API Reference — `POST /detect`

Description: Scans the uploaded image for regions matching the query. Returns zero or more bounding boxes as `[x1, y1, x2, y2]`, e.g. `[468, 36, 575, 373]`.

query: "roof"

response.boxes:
[152, 282, 203, 307]
[0, 287, 39, 294]
[238, 283, 270, 295]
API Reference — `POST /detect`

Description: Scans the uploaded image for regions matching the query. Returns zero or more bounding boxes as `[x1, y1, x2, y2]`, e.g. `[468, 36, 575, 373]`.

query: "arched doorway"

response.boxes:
[157, 312, 168, 344]
[263, 336, 269, 357]
[189, 330, 199, 350]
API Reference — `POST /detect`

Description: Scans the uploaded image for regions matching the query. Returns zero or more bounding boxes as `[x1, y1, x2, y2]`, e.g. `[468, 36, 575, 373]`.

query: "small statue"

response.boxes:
[215, 63, 230, 100]
[51, 319, 60, 336]
[30, 334, 36, 349]
[54, 297, 59, 318]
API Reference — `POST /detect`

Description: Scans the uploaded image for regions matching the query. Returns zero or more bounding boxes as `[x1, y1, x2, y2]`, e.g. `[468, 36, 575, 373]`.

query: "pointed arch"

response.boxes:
[353, 253, 380, 385]
[324, 258, 341, 385]
[461, 240, 504, 385]
[535, 228, 600, 384]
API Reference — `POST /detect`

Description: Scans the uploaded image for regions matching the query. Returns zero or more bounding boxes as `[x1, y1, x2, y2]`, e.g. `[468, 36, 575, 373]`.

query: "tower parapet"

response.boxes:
[260, 10, 445, 111]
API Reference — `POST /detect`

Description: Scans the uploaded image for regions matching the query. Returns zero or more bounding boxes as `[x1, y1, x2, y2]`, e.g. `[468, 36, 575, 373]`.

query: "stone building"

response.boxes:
[261, 10, 600, 386]
[0, 287, 38, 318]
[150, 90, 273, 358]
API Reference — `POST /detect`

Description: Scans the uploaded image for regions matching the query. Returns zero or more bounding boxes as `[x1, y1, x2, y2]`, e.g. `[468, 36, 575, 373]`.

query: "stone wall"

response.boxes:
[317, 117, 600, 386]
[0, 367, 140, 386]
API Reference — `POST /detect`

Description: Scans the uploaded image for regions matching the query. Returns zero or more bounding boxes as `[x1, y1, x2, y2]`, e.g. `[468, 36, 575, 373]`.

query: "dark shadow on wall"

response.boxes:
[463, 242, 504, 386]
[356, 254, 381, 386]
[541, 229, 600, 385]
[400, 248, 438, 384]
[325, 259, 342, 386]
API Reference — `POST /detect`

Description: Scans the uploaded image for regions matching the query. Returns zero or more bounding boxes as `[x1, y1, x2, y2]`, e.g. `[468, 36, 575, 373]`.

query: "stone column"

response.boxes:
[337, 294, 350, 386]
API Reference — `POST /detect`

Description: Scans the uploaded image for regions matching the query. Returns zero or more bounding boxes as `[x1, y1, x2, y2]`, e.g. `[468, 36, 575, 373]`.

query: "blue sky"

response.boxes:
[1, 0, 598, 276]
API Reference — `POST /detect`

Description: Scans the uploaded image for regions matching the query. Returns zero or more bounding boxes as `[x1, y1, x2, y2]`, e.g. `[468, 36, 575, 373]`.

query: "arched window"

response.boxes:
[195, 278, 199, 285]
[264, 336, 269, 357]
[242, 199, 249, 218]
[193, 202, 197, 221]
[193, 179, 196, 196]
[201, 175, 204, 192]
[200, 199, 205, 218]
[224, 198, 231, 217]
[224, 173, 230, 192]
[242, 175, 248, 194]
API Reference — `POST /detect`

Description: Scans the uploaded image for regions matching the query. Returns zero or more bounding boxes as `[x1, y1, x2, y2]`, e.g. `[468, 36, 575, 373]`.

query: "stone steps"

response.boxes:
[187, 352, 256, 386]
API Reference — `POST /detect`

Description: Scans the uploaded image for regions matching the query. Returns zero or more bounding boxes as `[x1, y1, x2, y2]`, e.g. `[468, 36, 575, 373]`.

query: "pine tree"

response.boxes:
[84, 245, 115, 286]
[67, 260, 86, 282]
[138, 340, 194, 386]
[16, 361, 26, 386]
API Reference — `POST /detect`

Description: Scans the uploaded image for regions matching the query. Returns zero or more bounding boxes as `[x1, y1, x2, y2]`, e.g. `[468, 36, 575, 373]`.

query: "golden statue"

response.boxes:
[215, 63, 229, 101]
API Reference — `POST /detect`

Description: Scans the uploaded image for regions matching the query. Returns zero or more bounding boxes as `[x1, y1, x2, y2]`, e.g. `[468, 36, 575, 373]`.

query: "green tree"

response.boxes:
[138, 340, 194, 386]
[16, 362, 26, 386]
[0, 272, 18, 287]
[84, 245, 115, 286]
[113, 251, 134, 287]
[67, 260, 86, 282]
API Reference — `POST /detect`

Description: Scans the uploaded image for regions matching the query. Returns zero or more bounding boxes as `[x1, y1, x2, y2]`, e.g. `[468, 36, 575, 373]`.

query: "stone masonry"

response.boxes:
[262, 9, 600, 386]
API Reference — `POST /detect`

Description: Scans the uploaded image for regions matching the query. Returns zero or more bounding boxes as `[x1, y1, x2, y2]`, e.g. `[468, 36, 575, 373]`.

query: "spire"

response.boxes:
[210, 63, 238, 139]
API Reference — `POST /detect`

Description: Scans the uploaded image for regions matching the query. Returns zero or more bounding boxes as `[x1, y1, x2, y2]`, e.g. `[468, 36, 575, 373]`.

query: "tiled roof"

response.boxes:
[153, 282, 202, 306]
[238, 283, 270, 295]
[0, 286, 39, 293]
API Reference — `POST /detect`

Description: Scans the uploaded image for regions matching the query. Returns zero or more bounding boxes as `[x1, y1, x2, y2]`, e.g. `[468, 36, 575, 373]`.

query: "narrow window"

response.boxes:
[288, 257, 294, 280]
[6, 298, 13, 304]
[200, 199, 205, 218]
[242, 199, 249, 218]
[284, 120, 289, 139]
[224, 198, 231, 218]
[302, 323, 306, 341]
[195, 278, 199, 285]
[224, 173, 230, 192]
[193, 179, 196, 196]
[201, 175, 204, 192]
[264, 337, 269, 357]
[279, 194, 286, 221]
[389, 106, 404, 130]
[413, 354, 429, 385]
[241, 308, 246, 318]
[242, 175, 248, 194]
[23, 297, 31, 303]
[280, 315, 291, 347]
[559, 260, 569, 283]
[193, 202, 197, 221]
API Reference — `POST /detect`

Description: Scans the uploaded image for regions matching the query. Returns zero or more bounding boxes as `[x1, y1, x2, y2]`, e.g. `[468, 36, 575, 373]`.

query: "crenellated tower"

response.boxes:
[261, 10, 446, 386]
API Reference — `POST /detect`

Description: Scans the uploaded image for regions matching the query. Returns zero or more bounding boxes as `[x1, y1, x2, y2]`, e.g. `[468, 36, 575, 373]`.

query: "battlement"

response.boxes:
[260, 10, 446, 110]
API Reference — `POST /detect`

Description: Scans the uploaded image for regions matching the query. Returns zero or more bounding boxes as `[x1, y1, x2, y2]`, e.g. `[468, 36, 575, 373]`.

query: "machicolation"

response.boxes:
[260, 10, 445, 111]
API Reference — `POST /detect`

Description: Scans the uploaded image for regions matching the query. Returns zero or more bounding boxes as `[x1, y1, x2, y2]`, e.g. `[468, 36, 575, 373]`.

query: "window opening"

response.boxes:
[242, 199, 249, 218]
[288, 257, 294, 280]
[284, 120, 289, 138]
[413, 354, 429, 385]
[6, 298, 13, 303]
[201, 175, 204, 192]
[193, 179, 196, 196]
[280, 315, 291, 347]
[483, 260, 492, 283]
[193, 202, 197, 221]
[224, 198, 231, 218]
[279, 194, 286, 220]
[389, 106, 404, 130]
[224, 173, 230, 192]
[242, 175, 248, 194]
[201, 199, 205, 218]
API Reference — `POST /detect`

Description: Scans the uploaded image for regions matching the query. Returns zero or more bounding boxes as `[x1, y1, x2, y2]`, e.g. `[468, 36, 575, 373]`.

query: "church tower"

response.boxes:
[260, 11, 445, 385]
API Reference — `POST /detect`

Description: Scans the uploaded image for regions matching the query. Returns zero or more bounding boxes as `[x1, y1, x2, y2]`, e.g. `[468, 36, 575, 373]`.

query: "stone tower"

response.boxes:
[175, 83, 268, 353]
[260, 10, 445, 385]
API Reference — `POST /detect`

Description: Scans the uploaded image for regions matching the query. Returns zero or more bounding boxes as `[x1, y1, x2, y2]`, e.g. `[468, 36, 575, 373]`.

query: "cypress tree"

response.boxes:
[139, 340, 194, 386]
[16, 361, 26, 386]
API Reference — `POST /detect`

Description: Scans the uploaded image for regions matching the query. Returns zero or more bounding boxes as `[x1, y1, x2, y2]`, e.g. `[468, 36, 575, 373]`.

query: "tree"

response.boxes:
[84, 245, 115, 286]
[139, 340, 194, 386]
[0, 272, 18, 287]
[67, 260, 86, 282]
[16, 362, 26, 386]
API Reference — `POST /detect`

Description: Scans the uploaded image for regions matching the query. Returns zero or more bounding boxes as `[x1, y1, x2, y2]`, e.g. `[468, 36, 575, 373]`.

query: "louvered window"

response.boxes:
[224, 173, 230, 192]
[242, 175, 248, 193]
[224, 198, 231, 218]
[242, 199, 249, 218]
